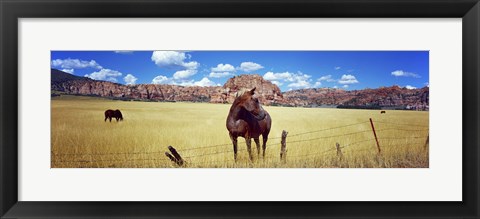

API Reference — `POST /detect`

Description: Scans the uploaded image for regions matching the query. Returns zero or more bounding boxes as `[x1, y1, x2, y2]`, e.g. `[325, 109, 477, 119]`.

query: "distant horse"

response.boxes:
[104, 109, 123, 122]
[380, 110, 386, 114]
[226, 87, 271, 161]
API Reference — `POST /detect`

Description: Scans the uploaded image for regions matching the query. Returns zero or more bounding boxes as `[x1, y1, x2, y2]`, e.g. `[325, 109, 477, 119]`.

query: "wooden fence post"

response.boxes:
[280, 130, 288, 162]
[424, 134, 429, 150]
[165, 145, 184, 166]
[336, 142, 343, 158]
[165, 152, 177, 163]
[369, 118, 381, 154]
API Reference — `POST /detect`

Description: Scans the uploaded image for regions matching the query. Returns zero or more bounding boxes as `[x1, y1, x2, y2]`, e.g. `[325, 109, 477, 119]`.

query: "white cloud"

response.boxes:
[287, 80, 311, 89]
[343, 85, 349, 88]
[152, 75, 217, 87]
[318, 75, 335, 82]
[405, 85, 417, 90]
[51, 58, 102, 69]
[209, 63, 236, 78]
[124, 74, 138, 85]
[53, 58, 135, 84]
[173, 69, 198, 80]
[182, 61, 200, 70]
[391, 70, 421, 78]
[61, 69, 74, 74]
[211, 64, 235, 72]
[338, 74, 359, 84]
[335, 66, 341, 70]
[151, 51, 199, 70]
[263, 71, 312, 89]
[152, 75, 173, 84]
[238, 62, 264, 72]
[84, 68, 122, 83]
[209, 72, 235, 78]
[264, 72, 293, 81]
[151, 51, 187, 66]
[424, 82, 429, 87]
[271, 81, 283, 86]
[314, 81, 322, 87]
[193, 77, 217, 87]
[263, 71, 310, 82]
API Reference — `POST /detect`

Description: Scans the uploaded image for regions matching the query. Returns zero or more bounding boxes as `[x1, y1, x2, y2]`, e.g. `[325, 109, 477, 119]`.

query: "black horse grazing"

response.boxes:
[381, 110, 386, 114]
[226, 87, 271, 161]
[104, 109, 123, 122]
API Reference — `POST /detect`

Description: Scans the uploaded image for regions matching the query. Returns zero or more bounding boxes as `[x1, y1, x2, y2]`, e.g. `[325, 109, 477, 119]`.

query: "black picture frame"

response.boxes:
[1, 0, 479, 218]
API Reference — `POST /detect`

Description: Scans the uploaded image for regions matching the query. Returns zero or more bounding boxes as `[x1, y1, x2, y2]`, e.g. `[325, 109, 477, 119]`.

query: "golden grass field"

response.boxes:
[51, 95, 429, 168]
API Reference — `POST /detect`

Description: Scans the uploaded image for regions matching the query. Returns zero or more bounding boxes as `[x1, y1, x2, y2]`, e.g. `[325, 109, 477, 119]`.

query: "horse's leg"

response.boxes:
[104, 116, 107, 122]
[230, 133, 238, 161]
[254, 138, 261, 157]
[246, 137, 253, 162]
[109, 117, 112, 122]
[262, 134, 268, 158]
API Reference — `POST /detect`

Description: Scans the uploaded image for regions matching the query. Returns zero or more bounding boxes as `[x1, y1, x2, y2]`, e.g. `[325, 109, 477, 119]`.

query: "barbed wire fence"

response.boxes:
[52, 118, 429, 167]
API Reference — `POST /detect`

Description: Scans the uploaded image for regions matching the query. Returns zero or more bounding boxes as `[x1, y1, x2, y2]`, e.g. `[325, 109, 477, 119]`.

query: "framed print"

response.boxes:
[1, 0, 479, 218]
[49, 50, 430, 169]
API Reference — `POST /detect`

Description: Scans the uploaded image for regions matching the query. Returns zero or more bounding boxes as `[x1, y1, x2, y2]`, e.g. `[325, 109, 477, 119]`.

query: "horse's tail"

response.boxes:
[104, 110, 109, 121]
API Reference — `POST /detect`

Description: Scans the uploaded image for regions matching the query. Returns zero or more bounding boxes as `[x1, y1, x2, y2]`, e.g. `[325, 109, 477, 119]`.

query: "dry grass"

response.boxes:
[51, 95, 429, 168]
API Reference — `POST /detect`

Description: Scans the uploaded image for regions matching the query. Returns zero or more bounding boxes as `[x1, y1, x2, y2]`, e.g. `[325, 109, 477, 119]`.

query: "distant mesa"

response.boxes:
[51, 68, 93, 84]
[51, 68, 429, 110]
[283, 86, 429, 110]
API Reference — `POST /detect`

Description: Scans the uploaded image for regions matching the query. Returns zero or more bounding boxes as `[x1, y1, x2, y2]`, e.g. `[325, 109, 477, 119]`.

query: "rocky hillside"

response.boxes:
[210, 74, 285, 105]
[283, 86, 429, 110]
[51, 69, 221, 102]
[51, 69, 429, 110]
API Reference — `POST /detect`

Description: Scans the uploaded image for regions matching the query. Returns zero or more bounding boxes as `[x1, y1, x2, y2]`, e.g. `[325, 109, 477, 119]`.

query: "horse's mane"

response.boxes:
[234, 88, 251, 98]
[232, 88, 252, 106]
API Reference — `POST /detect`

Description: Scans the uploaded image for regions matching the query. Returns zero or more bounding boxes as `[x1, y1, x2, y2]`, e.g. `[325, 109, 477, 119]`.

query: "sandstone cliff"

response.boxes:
[52, 69, 221, 102]
[283, 86, 429, 110]
[210, 74, 284, 105]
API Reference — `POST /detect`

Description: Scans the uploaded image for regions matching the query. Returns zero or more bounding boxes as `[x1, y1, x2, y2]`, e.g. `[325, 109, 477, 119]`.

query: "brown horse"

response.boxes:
[226, 87, 271, 161]
[104, 109, 123, 122]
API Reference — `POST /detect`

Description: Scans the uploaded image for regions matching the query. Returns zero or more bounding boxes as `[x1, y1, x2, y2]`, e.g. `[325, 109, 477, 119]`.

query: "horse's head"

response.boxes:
[238, 87, 266, 120]
[115, 109, 124, 121]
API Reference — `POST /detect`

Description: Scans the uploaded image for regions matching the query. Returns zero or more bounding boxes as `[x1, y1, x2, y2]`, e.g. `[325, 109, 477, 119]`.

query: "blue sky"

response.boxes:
[51, 51, 429, 91]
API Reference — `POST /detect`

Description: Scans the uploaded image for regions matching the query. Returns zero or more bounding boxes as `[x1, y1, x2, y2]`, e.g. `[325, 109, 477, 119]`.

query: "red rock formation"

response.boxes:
[51, 69, 429, 110]
[283, 86, 429, 110]
[210, 74, 284, 105]
[51, 69, 221, 102]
